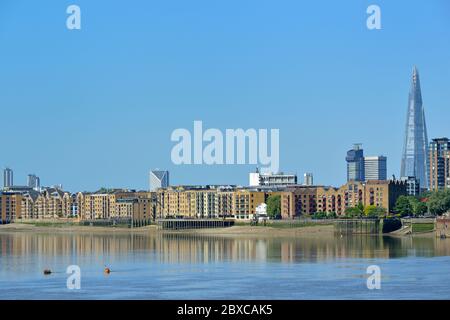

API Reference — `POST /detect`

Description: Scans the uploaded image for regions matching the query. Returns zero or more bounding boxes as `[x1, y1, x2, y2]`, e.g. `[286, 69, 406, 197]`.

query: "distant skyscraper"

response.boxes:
[400, 66, 429, 189]
[303, 173, 314, 186]
[149, 170, 169, 191]
[3, 168, 13, 188]
[364, 156, 387, 181]
[346, 144, 365, 182]
[27, 174, 41, 190]
[429, 137, 450, 191]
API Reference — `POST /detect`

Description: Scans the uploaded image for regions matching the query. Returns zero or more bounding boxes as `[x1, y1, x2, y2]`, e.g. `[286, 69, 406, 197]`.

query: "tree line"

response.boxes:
[394, 189, 450, 217]
[265, 189, 450, 220]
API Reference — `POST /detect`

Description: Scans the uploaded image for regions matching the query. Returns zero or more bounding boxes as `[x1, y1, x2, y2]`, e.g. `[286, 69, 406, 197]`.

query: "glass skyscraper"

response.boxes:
[346, 144, 365, 182]
[149, 170, 169, 191]
[400, 66, 429, 189]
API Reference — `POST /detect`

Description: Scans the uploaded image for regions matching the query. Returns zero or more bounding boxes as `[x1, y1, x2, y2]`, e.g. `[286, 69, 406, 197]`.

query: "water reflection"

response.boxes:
[1, 231, 450, 266]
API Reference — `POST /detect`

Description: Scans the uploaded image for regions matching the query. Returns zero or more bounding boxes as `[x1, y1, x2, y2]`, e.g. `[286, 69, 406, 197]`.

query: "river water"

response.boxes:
[1, 231, 449, 299]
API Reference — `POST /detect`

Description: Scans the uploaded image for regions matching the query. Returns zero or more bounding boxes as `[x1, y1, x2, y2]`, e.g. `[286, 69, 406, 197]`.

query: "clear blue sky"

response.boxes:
[1, 0, 449, 192]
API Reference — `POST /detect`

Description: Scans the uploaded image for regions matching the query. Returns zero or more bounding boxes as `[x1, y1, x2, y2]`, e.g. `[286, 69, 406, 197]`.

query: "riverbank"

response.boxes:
[0, 222, 157, 233]
[182, 224, 334, 237]
[0, 221, 437, 237]
[0, 222, 334, 236]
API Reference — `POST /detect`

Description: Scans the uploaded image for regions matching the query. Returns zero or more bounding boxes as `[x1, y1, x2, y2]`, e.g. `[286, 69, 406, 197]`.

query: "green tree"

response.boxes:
[364, 205, 386, 217]
[327, 211, 337, 219]
[266, 195, 281, 219]
[345, 203, 364, 218]
[410, 197, 427, 216]
[394, 196, 413, 217]
[427, 190, 450, 215]
[312, 212, 330, 219]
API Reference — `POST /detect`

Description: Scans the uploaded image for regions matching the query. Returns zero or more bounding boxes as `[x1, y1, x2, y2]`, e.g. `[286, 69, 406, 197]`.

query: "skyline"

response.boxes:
[2, 64, 447, 193]
[1, 1, 450, 191]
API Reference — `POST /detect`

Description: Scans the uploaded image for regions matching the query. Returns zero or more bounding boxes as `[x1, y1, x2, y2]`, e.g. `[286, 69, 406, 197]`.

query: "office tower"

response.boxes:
[400, 176, 421, 196]
[3, 168, 13, 188]
[364, 156, 387, 181]
[303, 173, 314, 186]
[400, 66, 429, 189]
[346, 144, 365, 182]
[27, 174, 41, 190]
[249, 168, 297, 187]
[150, 170, 169, 191]
[429, 138, 450, 191]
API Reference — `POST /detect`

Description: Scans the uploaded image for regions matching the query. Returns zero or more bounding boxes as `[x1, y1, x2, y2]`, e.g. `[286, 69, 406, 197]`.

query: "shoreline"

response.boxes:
[181, 224, 335, 237]
[0, 222, 335, 236]
[0, 223, 156, 233]
[0, 222, 437, 238]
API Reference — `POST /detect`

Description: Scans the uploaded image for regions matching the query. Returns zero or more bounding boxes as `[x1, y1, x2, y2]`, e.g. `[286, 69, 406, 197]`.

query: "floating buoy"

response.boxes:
[43, 269, 52, 275]
[104, 267, 111, 274]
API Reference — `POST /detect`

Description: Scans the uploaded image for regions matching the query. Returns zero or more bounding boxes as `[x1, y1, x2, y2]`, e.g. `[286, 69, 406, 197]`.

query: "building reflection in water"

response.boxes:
[1, 232, 450, 270]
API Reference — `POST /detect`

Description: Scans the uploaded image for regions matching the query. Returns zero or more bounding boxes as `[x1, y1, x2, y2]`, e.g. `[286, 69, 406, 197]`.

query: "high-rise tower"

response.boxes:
[364, 156, 387, 181]
[429, 137, 450, 191]
[149, 170, 169, 191]
[3, 168, 13, 188]
[346, 144, 365, 182]
[400, 67, 429, 189]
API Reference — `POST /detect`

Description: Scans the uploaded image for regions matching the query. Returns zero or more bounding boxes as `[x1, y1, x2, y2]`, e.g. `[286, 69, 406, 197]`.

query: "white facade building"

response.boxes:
[249, 169, 297, 187]
[303, 173, 314, 186]
[364, 156, 387, 181]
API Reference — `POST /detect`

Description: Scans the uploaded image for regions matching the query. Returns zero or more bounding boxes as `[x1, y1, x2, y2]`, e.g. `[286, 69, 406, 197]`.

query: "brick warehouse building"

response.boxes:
[280, 180, 407, 219]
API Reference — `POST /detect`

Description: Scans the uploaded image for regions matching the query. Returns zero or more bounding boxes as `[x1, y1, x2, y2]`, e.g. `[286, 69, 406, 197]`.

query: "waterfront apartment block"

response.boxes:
[429, 138, 450, 191]
[76, 189, 151, 220]
[153, 181, 406, 220]
[115, 196, 153, 222]
[232, 189, 265, 219]
[154, 186, 265, 220]
[280, 180, 407, 219]
[0, 187, 74, 222]
[22, 188, 73, 219]
[0, 192, 22, 223]
[0, 180, 407, 223]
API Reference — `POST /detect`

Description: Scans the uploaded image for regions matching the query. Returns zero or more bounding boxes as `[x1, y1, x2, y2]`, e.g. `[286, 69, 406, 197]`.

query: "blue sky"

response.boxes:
[1, 0, 449, 192]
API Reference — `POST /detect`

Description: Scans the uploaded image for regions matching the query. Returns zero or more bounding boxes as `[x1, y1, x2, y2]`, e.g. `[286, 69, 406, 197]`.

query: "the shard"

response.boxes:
[400, 66, 429, 189]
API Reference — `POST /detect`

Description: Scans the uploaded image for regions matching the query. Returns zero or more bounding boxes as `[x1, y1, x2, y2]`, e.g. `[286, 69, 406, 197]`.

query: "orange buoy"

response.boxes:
[104, 267, 111, 274]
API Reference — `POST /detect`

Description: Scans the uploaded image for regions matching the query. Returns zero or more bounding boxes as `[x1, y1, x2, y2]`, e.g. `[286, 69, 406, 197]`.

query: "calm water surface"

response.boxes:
[1, 231, 450, 300]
